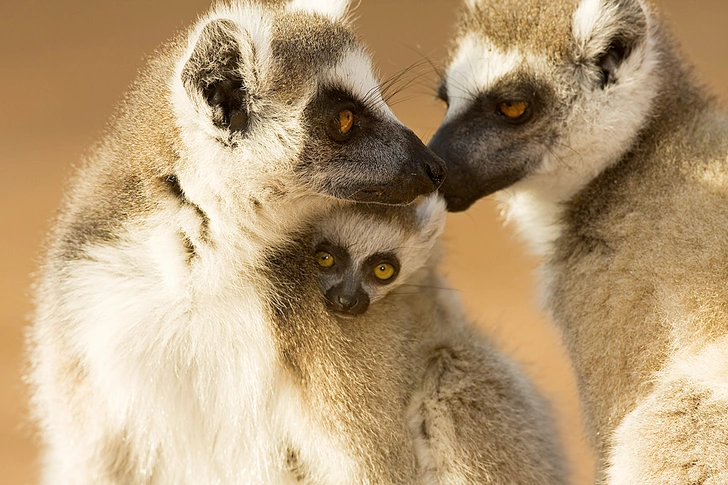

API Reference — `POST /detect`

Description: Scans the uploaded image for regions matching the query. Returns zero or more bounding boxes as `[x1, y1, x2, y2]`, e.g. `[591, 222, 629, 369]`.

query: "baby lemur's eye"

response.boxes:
[498, 101, 529, 121]
[317, 251, 335, 268]
[373, 263, 396, 281]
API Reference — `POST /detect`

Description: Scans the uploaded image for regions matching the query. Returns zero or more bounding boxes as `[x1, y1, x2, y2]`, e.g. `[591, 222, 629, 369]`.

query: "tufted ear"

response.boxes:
[181, 19, 250, 133]
[572, 0, 649, 88]
[415, 194, 447, 247]
[287, 0, 350, 21]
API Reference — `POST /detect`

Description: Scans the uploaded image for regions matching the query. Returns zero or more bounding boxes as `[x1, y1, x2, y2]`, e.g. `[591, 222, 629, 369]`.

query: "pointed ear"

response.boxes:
[415, 194, 447, 247]
[287, 0, 350, 21]
[181, 19, 250, 133]
[572, 0, 649, 88]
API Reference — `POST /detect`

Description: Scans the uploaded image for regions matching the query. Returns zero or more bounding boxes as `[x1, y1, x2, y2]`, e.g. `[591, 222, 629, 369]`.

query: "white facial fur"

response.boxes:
[288, 0, 350, 21]
[445, 35, 526, 122]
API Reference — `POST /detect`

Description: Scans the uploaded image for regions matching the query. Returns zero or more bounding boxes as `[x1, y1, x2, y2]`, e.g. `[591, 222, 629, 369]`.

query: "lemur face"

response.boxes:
[314, 241, 401, 316]
[175, 1, 445, 210]
[429, 0, 657, 211]
[311, 194, 446, 317]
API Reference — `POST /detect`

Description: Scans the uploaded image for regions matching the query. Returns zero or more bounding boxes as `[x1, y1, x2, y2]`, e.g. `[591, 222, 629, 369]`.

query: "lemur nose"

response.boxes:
[425, 160, 446, 187]
[337, 295, 357, 310]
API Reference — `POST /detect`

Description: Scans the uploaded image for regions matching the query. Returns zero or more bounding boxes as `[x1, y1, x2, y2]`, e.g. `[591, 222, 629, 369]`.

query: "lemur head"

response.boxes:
[311, 194, 446, 316]
[172, 0, 446, 221]
[429, 0, 660, 211]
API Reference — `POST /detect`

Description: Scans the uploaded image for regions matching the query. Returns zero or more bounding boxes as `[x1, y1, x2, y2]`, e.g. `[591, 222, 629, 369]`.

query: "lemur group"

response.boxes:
[27, 0, 728, 483]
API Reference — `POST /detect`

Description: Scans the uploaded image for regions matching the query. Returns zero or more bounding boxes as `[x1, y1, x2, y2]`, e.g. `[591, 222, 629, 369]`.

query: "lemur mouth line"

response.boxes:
[326, 307, 360, 319]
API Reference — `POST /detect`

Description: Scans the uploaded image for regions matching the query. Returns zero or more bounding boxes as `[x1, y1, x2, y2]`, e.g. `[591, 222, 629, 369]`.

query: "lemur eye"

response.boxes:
[316, 251, 335, 268]
[373, 263, 395, 281]
[339, 109, 354, 135]
[498, 101, 528, 120]
[327, 108, 356, 142]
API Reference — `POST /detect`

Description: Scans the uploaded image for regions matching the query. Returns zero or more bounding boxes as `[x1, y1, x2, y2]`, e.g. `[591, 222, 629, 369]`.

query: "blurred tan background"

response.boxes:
[1, 1, 727, 483]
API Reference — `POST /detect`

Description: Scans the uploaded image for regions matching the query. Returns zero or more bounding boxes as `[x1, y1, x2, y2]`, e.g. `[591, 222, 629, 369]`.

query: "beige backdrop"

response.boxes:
[2, 1, 727, 483]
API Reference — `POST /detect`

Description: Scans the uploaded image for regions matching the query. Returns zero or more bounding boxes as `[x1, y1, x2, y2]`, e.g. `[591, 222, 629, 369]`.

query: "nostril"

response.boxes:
[426, 162, 446, 187]
[337, 295, 357, 310]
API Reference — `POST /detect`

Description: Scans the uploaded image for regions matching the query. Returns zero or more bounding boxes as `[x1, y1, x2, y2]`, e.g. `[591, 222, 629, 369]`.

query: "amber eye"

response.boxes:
[317, 251, 335, 268]
[498, 101, 528, 120]
[373, 263, 396, 281]
[339, 109, 354, 134]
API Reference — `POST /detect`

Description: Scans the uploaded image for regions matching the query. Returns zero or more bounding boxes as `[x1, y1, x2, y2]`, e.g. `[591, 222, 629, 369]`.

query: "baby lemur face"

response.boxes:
[429, 0, 658, 211]
[314, 242, 401, 315]
[311, 194, 446, 317]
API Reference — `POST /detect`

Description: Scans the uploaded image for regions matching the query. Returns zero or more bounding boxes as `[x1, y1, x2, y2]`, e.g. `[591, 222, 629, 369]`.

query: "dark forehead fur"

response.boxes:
[271, 10, 357, 80]
[458, 0, 580, 57]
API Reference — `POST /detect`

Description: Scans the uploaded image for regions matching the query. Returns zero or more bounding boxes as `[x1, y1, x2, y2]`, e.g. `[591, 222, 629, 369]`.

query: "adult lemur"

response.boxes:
[430, 0, 728, 482]
[27, 0, 451, 482]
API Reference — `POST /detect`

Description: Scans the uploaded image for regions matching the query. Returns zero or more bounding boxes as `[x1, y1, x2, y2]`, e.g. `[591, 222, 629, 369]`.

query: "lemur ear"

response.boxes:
[287, 0, 350, 21]
[415, 194, 447, 246]
[572, 0, 648, 88]
[181, 19, 250, 133]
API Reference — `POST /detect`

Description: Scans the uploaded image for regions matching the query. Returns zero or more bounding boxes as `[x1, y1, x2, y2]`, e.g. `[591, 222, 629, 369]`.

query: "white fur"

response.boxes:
[288, 0, 350, 21]
[607, 335, 728, 484]
[572, 0, 608, 48]
[322, 47, 397, 121]
[445, 35, 524, 121]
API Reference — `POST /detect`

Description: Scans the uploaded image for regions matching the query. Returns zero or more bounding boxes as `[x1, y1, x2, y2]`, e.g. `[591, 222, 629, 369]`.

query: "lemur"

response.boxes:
[27, 0, 449, 482]
[429, 0, 728, 483]
[296, 194, 568, 484]
[310, 195, 447, 317]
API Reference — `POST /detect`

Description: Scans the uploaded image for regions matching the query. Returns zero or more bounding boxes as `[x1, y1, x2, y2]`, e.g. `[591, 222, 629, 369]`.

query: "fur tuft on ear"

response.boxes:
[572, 0, 649, 87]
[287, 0, 350, 21]
[181, 19, 250, 132]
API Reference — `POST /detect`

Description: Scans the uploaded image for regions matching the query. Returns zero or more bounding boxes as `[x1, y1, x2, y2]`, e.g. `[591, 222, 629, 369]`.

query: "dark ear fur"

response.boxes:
[575, 0, 648, 88]
[182, 19, 250, 132]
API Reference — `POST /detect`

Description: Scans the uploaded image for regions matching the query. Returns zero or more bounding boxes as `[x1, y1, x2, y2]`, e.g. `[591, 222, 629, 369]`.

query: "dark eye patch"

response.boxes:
[306, 87, 376, 144]
[313, 241, 351, 272]
[363, 252, 400, 285]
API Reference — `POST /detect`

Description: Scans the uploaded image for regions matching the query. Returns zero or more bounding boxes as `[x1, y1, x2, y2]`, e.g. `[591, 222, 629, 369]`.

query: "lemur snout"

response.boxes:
[325, 285, 370, 316]
[429, 120, 528, 212]
[347, 130, 446, 205]
[391, 130, 448, 203]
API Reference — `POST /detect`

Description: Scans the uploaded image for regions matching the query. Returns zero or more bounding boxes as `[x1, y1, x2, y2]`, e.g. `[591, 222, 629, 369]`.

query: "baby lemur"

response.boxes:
[296, 194, 567, 484]
[430, 0, 728, 482]
[27, 0, 451, 482]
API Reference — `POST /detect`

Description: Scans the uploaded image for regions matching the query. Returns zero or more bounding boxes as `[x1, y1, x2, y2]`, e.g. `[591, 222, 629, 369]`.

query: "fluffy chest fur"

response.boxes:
[48, 205, 361, 483]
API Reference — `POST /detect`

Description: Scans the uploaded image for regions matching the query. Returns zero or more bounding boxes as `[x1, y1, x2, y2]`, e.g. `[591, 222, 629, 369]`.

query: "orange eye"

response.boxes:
[339, 109, 354, 134]
[373, 263, 395, 281]
[316, 251, 335, 268]
[498, 101, 528, 120]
